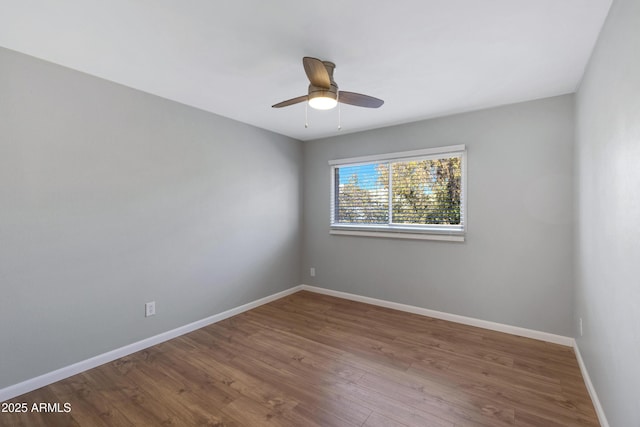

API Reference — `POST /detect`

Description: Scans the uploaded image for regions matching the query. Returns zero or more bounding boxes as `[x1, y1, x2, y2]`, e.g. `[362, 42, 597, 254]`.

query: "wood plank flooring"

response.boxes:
[0, 291, 599, 426]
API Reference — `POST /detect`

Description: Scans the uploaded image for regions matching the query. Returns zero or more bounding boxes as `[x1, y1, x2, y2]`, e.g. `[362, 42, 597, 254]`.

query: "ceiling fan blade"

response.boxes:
[272, 95, 308, 108]
[303, 57, 331, 89]
[338, 91, 384, 108]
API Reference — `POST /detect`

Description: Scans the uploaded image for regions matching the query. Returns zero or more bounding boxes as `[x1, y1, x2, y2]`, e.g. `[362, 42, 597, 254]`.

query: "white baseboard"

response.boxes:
[573, 342, 610, 427]
[300, 285, 574, 346]
[0, 285, 304, 402]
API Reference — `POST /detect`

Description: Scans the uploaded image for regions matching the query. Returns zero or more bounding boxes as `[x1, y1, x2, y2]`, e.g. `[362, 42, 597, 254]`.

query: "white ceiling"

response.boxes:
[0, 0, 611, 141]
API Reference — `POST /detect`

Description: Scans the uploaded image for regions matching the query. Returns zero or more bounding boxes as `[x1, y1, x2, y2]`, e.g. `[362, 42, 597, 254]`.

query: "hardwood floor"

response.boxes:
[1, 291, 599, 426]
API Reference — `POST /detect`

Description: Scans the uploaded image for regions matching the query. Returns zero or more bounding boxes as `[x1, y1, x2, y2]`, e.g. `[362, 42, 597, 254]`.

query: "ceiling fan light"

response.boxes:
[308, 92, 338, 110]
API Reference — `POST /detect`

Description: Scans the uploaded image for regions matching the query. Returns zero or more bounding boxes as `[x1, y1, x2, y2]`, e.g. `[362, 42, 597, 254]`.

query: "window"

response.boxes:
[329, 145, 466, 241]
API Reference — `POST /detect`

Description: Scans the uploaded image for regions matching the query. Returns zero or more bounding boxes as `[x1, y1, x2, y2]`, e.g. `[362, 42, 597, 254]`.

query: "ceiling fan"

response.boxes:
[272, 57, 384, 110]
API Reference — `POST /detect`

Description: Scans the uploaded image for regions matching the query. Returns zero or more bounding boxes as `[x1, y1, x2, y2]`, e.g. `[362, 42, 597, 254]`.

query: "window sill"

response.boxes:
[329, 227, 465, 242]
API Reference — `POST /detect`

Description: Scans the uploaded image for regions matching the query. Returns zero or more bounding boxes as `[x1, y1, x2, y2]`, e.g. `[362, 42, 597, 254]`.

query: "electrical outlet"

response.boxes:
[145, 301, 156, 317]
[310, 267, 316, 277]
[579, 317, 583, 337]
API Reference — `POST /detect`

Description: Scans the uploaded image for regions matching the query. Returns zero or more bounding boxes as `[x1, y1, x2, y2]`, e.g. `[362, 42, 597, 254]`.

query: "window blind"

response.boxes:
[330, 145, 466, 236]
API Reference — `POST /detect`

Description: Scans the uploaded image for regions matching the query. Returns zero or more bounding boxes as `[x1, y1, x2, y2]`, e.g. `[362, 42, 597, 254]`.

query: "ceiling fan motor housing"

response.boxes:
[308, 85, 338, 101]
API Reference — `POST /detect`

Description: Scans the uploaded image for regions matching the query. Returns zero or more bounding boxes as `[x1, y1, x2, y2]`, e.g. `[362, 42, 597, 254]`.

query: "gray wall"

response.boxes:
[575, 0, 640, 424]
[303, 95, 575, 336]
[0, 47, 302, 389]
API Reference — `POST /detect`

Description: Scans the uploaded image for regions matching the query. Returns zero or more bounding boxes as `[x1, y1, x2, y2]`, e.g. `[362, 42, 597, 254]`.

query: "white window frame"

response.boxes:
[329, 145, 467, 242]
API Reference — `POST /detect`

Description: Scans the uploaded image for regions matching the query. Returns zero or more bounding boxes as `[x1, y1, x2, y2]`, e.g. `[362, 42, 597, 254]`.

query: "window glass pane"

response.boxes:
[335, 163, 389, 224]
[391, 157, 462, 225]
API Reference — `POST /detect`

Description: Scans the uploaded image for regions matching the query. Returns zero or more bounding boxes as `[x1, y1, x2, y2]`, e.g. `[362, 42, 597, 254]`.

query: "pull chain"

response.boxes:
[337, 92, 342, 131]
